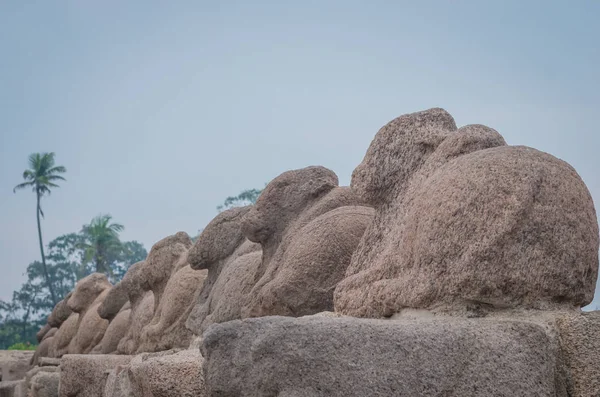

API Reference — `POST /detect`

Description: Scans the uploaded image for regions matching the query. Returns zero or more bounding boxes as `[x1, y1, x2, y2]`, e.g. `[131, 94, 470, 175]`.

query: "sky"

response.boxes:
[0, 1, 599, 307]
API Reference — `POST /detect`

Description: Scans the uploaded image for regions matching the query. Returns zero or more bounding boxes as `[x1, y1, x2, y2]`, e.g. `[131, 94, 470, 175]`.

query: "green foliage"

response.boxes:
[0, 215, 147, 348]
[13, 152, 67, 200]
[217, 188, 262, 212]
[7, 342, 36, 350]
[80, 214, 125, 275]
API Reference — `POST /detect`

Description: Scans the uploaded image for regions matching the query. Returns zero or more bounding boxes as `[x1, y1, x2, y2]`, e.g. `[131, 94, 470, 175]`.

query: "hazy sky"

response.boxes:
[1, 1, 598, 307]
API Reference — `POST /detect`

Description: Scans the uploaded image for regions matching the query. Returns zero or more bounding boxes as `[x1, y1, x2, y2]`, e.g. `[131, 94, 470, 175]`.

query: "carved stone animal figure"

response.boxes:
[67, 273, 112, 354]
[186, 206, 261, 335]
[334, 108, 599, 318]
[239, 166, 373, 318]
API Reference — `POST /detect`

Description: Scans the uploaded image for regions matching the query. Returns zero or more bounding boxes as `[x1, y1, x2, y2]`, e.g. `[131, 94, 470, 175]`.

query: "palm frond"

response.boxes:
[13, 181, 34, 193]
[22, 170, 34, 180]
[46, 175, 66, 182]
[47, 165, 66, 175]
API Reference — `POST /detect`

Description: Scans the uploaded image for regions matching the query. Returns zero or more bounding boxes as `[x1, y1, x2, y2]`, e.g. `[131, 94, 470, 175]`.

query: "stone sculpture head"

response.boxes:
[351, 108, 456, 206]
[241, 166, 338, 245]
[47, 292, 73, 328]
[188, 206, 251, 271]
[67, 273, 112, 313]
[98, 261, 145, 320]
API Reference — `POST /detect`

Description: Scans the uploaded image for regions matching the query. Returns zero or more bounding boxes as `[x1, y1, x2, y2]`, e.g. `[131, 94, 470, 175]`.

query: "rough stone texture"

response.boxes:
[0, 380, 25, 397]
[335, 108, 599, 317]
[239, 166, 372, 318]
[97, 262, 141, 322]
[186, 206, 261, 335]
[195, 249, 262, 333]
[141, 232, 192, 314]
[37, 359, 60, 368]
[25, 366, 59, 397]
[67, 274, 112, 354]
[30, 371, 59, 397]
[138, 264, 207, 352]
[31, 329, 57, 366]
[40, 328, 56, 343]
[91, 308, 131, 354]
[126, 349, 205, 397]
[0, 351, 34, 382]
[50, 314, 78, 358]
[59, 354, 132, 397]
[202, 315, 566, 397]
[116, 292, 154, 355]
[97, 261, 153, 355]
[35, 326, 51, 344]
[555, 310, 600, 396]
[47, 293, 72, 329]
[103, 365, 131, 397]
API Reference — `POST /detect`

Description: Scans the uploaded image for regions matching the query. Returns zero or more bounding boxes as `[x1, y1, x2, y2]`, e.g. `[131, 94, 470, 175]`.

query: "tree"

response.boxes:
[14, 152, 67, 306]
[217, 188, 263, 212]
[0, 226, 147, 348]
[80, 214, 125, 274]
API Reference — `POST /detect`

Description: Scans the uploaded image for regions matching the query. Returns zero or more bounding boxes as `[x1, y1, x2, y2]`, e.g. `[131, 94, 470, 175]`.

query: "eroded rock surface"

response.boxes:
[240, 166, 373, 318]
[59, 354, 132, 397]
[335, 108, 599, 317]
[186, 207, 261, 335]
[67, 274, 112, 354]
[202, 315, 566, 397]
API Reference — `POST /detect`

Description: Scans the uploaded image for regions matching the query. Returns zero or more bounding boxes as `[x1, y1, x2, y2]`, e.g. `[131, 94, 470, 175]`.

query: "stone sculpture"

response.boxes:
[334, 108, 599, 317]
[186, 206, 261, 335]
[138, 263, 207, 352]
[50, 313, 79, 358]
[240, 166, 373, 317]
[67, 273, 112, 354]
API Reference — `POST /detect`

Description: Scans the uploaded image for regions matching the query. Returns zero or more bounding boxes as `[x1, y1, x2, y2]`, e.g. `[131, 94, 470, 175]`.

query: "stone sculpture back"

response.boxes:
[240, 166, 373, 318]
[334, 108, 599, 317]
[186, 206, 261, 335]
[67, 273, 112, 354]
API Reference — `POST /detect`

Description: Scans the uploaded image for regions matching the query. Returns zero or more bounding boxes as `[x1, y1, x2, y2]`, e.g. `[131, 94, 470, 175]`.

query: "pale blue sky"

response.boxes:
[1, 1, 598, 307]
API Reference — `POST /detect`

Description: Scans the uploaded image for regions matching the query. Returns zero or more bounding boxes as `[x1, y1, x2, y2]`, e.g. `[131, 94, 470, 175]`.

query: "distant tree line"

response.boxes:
[2, 152, 262, 349]
[0, 216, 147, 349]
[1, 152, 147, 349]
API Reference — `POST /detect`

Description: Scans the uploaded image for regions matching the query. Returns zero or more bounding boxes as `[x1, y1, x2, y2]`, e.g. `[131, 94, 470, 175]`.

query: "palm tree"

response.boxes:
[81, 214, 124, 274]
[14, 153, 67, 306]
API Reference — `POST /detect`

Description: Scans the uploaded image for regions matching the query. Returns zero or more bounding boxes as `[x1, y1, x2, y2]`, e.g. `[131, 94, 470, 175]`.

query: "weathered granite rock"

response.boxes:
[116, 293, 154, 355]
[91, 308, 131, 354]
[335, 108, 599, 317]
[47, 293, 73, 329]
[35, 325, 51, 344]
[31, 329, 57, 366]
[30, 371, 59, 397]
[59, 354, 132, 397]
[0, 379, 25, 397]
[127, 349, 205, 397]
[195, 249, 262, 333]
[0, 350, 34, 382]
[98, 261, 153, 355]
[25, 366, 59, 396]
[97, 263, 139, 322]
[555, 310, 600, 396]
[67, 274, 112, 354]
[240, 166, 372, 318]
[186, 206, 261, 335]
[103, 364, 132, 397]
[202, 315, 567, 397]
[50, 314, 78, 358]
[138, 264, 207, 352]
[141, 232, 192, 313]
